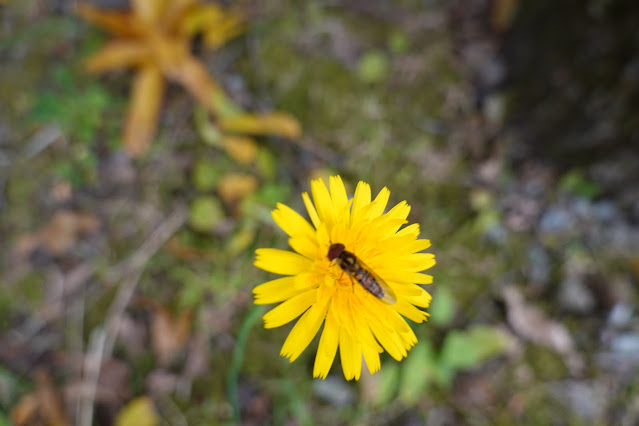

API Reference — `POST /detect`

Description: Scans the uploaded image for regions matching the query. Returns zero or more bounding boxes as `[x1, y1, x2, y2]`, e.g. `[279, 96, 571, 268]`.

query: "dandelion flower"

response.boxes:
[253, 176, 435, 380]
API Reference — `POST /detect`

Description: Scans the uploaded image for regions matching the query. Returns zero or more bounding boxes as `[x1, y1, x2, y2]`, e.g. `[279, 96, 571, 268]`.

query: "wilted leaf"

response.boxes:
[189, 196, 224, 232]
[219, 112, 302, 139]
[115, 397, 158, 426]
[222, 135, 258, 164]
[218, 173, 259, 203]
[85, 41, 152, 72]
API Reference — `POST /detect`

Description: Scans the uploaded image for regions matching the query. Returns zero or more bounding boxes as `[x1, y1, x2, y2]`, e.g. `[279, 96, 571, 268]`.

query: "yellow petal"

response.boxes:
[393, 300, 429, 323]
[253, 277, 308, 305]
[302, 192, 320, 229]
[368, 186, 391, 219]
[271, 203, 315, 239]
[123, 66, 165, 157]
[254, 249, 312, 275]
[263, 289, 316, 328]
[339, 329, 362, 381]
[351, 181, 371, 223]
[280, 287, 331, 361]
[311, 178, 335, 228]
[385, 200, 411, 221]
[313, 312, 339, 379]
[329, 176, 348, 213]
[289, 235, 318, 259]
[362, 343, 381, 375]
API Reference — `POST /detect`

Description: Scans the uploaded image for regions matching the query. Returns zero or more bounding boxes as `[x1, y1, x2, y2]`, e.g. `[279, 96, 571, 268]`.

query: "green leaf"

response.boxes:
[398, 341, 438, 404]
[192, 159, 222, 191]
[440, 330, 479, 370]
[357, 51, 389, 84]
[189, 196, 225, 232]
[369, 362, 400, 406]
[429, 287, 455, 326]
[465, 325, 510, 362]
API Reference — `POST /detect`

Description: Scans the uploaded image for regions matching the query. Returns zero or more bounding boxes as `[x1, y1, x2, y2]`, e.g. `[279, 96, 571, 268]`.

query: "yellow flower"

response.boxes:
[253, 176, 435, 380]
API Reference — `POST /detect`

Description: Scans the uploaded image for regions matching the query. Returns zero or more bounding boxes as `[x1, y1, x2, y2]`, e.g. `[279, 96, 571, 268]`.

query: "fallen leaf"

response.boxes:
[219, 112, 302, 139]
[16, 210, 100, 256]
[115, 396, 158, 426]
[218, 173, 259, 203]
[11, 369, 68, 426]
[222, 135, 259, 164]
[503, 287, 584, 375]
[78, 1, 301, 157]
[149, 304, 193, 367]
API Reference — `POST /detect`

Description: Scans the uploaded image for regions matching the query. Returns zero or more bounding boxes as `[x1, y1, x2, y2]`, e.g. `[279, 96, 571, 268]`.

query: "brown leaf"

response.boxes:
[123, 66, 165, 157]
[16, 210, 100, 256]
[219, 112, 302, 139]
[218, 173, 259, 203]
[131, 0, 167, 25]
[150, 305, 193, 367]
[12, 369, 68, 426]
[503, 287, 584, 375]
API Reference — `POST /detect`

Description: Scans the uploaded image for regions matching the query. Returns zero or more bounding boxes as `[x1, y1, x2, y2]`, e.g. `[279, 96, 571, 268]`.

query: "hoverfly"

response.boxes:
[327, 243, 396, 304]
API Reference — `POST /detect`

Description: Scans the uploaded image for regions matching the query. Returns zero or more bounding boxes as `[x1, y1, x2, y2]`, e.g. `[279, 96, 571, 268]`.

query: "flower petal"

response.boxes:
[253, 276, 309, 305]
[311, 178, 335, 227]
[263, 289, 316, 328]
[351, 181, 371, 223]
[339, 328, 362, 381]
[329, 175, 349, 213]
[289, 235, 318, 259]
[393, 300, 429, 323]
[313, 312, 339, 379]
[302, 192, 320, 229]
[271, 203, 315, 239]
[254, 249, 312, 275]
[280, 288, 331, 361]
[362, 342, 381, 375]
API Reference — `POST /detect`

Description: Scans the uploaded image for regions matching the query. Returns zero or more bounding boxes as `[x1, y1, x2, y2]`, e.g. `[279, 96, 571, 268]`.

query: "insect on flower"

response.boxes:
[328, 243, 397, 304]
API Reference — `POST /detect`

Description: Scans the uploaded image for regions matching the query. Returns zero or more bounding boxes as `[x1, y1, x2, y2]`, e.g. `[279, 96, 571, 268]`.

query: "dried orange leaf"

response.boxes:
[123, 66, 165, 157]
[171, 56, 223, 113]
[115, 397, 158, 426]
[218, 173, 259, 203]
[76, 3, 143, 37]
[219, 112, 302, 139]
[179, 4, 245, 49]
[132, 0, 167, 25]
[85, 41, 153, 73]
[12, 370, 68, 426]
[222, 135, 259, 164]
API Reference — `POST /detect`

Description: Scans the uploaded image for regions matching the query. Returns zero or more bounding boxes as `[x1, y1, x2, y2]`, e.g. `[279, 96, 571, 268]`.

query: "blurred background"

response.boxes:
[1, 0, 639, 424]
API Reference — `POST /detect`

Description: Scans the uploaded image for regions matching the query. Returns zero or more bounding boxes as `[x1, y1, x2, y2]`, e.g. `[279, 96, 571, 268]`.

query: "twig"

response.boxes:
[79, 206, 187, 425]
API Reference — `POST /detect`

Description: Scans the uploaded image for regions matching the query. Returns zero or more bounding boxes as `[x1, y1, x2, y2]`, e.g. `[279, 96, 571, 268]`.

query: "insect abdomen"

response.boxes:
[353, 268, 385, 298]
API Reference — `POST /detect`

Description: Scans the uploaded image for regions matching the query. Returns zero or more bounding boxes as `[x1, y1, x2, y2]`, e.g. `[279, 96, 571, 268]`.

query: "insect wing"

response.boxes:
[355, 256, 397, 305]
